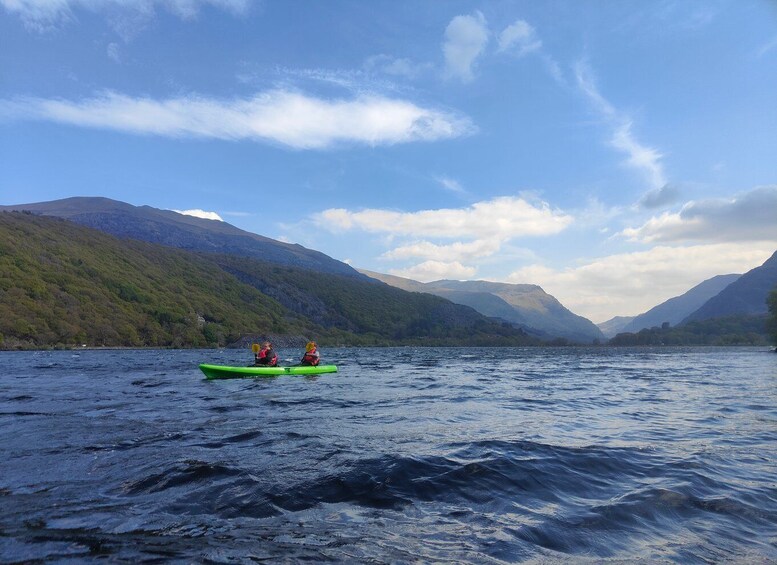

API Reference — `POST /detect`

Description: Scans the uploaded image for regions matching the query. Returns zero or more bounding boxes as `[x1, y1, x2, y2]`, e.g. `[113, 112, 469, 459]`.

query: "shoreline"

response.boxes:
[2, 344, 774, 352]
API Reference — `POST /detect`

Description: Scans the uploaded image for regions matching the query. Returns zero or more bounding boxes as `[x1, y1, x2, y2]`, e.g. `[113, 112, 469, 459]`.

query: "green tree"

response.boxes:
[767, 287, 777, 347]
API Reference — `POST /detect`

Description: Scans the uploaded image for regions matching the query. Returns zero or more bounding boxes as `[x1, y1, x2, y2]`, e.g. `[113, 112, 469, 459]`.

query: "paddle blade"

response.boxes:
[251, 343, 260, 353]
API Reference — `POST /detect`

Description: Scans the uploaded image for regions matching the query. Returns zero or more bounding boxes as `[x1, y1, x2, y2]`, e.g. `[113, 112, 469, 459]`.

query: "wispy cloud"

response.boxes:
[265, 67, 365, 91]
[757, 35, 777, 58]
[0, 90, 475, 149]
[364, 55, 433, 80]
[497, 19, 541, 57]
[390, 260, 476, 282]
[317, 196, 573, 239]
[358, 12, 551, 89]
[106, 42, 121, 63]
[575, 60, 667, 194]
[1, 0, 249, 31]
[435, 176, 466, 195]
[382, 238, 502, 262]
[509, 243, 775, 322]
[173, 208, 223, 221]
[618, 2, 721, 36]
[622, 185, 777, 243]
[443, 11, 489, 82]
[496, 18, 564, 85]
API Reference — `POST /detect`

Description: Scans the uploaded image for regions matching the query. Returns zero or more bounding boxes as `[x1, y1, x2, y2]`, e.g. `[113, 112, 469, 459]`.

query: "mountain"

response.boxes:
[683, 250, 777, 323]
[0, 211, 295, 348]
[618, 274, 741, 333]
[0, 211, 538, 349]
[360, 270, 604, 343]
[0, 197, 362, 278]
[598, 316, 636, 339]
[608, 315, 770, 346]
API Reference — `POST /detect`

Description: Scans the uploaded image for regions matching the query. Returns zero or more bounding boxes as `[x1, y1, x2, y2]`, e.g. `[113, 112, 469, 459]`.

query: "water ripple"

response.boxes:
[1, 346, 775, 563]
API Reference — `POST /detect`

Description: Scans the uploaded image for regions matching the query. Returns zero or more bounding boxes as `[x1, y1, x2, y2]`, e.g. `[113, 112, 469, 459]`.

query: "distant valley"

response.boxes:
[359, 270, 604, 344]
[598, 274, 742, 338]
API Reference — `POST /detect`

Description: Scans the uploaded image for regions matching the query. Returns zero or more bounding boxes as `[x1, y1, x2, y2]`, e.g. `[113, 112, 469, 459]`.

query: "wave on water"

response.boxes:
[1, 347, 776, 563]
[98, 437, 777, 560]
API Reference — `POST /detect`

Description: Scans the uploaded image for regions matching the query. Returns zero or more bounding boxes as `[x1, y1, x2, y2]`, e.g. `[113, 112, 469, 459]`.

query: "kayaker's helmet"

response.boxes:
[306, 341, 316, 352]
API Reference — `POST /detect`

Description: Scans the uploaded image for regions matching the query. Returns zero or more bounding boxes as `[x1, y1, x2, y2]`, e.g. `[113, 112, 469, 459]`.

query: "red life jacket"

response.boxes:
[259, 348, 278, 366]
[301, 348, 320, 366]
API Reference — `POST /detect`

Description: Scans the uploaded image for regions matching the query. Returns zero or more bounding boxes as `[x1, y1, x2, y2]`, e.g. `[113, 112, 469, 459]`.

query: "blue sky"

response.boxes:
[2, 0, 776, 322]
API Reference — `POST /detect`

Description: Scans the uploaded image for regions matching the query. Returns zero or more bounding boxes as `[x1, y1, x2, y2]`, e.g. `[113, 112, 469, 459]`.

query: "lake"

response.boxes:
[1, 347, 776, 563]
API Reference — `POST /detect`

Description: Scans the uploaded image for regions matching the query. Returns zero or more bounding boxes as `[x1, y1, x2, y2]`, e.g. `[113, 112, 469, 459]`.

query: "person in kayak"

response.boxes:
[300, 341, 320, 366]
[255, 341, 278, 366]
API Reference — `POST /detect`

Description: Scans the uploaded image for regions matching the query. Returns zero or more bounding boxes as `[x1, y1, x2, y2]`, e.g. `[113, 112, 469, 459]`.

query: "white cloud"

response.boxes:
[364, 55, 432, 79]
[390, 260, 476, 282]
[173, 208, 223, 221]
[443, 11, 489, 82]
[541, 54, 565, 85]
[611, 122, 666, 189]
[317, 196, 573, 239]
[435, 176, 466, 194]
[497, 19, 541, 56]
[268, 67, 365, 91]
[497, 19, 564, 85]
[572, 197, 624, 228]
[318, 197, 572, 289]
[0, 90, 474, 149]
[508, 243, 776, 323]
[106, 42, 121, 62]
[382, 238, 502, 262]
[1, 0, 75, 29]
[1, 0, 249, 29]
[622, 186, 777, 243]
[575, 61, 666, 191]
[163, 0, 249, 18]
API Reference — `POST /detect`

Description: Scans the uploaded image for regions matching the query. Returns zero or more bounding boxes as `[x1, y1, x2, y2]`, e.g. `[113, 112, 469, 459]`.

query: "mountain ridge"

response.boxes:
[615, 274, 741, 335]
[359, 269, 604, 343]
[0, 197, 363, 278]
[683, 250, 777, 323]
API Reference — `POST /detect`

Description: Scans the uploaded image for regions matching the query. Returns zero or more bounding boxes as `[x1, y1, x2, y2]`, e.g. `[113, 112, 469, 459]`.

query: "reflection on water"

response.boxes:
[1, 347, 776, 562]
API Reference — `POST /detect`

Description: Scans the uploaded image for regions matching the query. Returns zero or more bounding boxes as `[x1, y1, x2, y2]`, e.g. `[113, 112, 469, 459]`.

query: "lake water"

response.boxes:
[1, 347, 776, 563]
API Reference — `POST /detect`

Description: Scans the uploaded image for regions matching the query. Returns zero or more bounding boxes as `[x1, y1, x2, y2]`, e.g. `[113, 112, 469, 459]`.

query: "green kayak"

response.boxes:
[199, 363, 338, 380]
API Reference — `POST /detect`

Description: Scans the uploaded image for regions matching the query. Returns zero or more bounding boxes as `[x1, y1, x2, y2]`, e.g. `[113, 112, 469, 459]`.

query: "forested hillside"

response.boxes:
[0, 212, 301, 348]
[609, 315, 770, 346]
[0, 212, 537, 349]
[214, 256, 532, 345]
